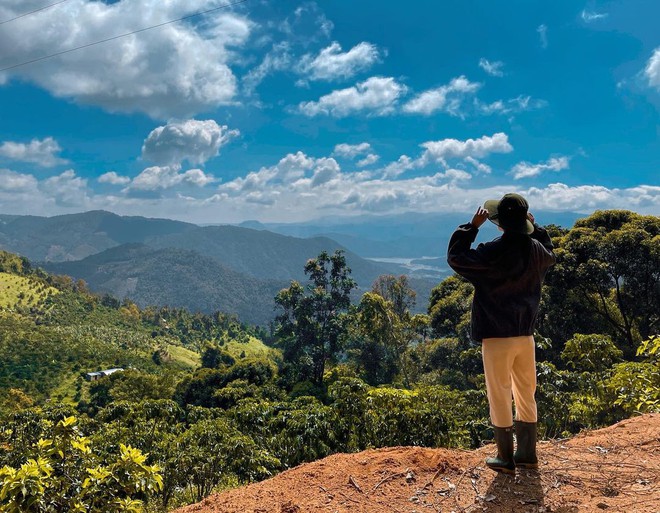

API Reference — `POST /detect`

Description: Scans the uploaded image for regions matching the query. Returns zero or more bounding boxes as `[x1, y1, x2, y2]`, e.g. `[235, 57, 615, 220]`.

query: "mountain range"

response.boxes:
[0, 209, 582, 324]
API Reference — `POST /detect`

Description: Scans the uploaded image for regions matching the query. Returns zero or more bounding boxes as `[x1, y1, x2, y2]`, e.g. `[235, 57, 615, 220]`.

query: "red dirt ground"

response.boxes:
[176, 414, 660, 513]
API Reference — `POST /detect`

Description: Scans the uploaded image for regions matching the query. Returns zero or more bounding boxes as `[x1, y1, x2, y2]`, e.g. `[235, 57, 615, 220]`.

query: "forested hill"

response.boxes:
[44, 243, 284, 326]
[144, 225, 399, 283]
[0, 210, 194, 261]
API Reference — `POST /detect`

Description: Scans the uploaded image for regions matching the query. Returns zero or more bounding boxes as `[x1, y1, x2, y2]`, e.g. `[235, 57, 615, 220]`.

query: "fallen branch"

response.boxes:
[372, 470, 408, 492]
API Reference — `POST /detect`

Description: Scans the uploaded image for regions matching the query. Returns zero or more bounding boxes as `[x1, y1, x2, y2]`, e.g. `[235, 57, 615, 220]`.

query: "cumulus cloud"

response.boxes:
[421, 133, 513, 165]
[464, 156, 491, 174]
[98, 171, 131, 185]
[509, 156, 570, 179]
[310, 157, 341, 187]
[0, 169, 38, 191]
[221, 151, 316, 193]
[298, 41, 380, 81]
[0, 137, 68, 167]
[298, 76, 407, 117]
[581, 10, 608, 22]
[380, 155, 417, 179]
[537, 24, 548, 49]
[333, 142, 372, 158]
[478, 58, 504, 77]
[357, 154, 379, 167]
[40, 170, 90, 207]
[436, 168, 472, 183]
[645, 48, 660, 90]
[402, 76, 481, 116]
[0, 1, 252, 119]
[128, 165, 216, 191]
[141, 120, 239, 167]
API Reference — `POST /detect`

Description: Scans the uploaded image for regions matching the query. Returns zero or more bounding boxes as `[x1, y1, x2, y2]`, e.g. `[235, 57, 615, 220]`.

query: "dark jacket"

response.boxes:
[447, 223, 556, 342]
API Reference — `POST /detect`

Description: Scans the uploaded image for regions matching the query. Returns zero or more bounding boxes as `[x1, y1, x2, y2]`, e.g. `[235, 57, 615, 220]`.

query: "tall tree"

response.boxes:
[274, 250, 357, 387]
[545, 210, 659, 353]
[371, 275, 417, 318]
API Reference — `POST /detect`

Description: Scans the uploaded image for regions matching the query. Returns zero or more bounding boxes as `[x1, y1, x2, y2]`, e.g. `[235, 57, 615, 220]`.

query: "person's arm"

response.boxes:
[447, 207, 492, 281]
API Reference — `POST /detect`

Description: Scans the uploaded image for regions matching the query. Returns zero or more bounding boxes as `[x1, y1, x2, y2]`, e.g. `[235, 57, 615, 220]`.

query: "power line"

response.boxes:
[0, 0, 72, 26]
[0, 0, 250, 73]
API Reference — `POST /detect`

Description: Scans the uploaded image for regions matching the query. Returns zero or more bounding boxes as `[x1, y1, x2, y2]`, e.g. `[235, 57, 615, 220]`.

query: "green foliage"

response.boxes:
[546, 210, 660, 353]
[561, 334, 623, 373]
[0, 416, 161, 512]
[428, 275, 473, 345]
[611, 336, 660, 413]
[274, 250, 357, 386]
[349, 289, 428, 386]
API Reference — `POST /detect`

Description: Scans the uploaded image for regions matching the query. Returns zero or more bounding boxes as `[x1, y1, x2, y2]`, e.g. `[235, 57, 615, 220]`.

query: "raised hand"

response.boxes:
[470, 206, 489, 229]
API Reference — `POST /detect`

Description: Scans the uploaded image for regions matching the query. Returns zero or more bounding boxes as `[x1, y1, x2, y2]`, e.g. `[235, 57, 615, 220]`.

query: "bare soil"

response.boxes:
[175, 413, 660, 513]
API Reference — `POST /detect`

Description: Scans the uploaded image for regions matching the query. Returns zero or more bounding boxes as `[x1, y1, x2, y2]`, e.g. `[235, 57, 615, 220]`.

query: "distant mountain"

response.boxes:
[43, 244, 284, 326]
[0, 210, 194, 262]
[145, 225, 404, 286]
[257, 211, 583, 258]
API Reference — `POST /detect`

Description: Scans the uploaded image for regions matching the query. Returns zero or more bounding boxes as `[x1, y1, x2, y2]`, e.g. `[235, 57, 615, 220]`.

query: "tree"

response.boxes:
[350, 291, 428, 386]
[274, 250, 356, 387]
[371, 275, 416, 317]
[545, 210, 659, 353]
[428, 275, 474, 346]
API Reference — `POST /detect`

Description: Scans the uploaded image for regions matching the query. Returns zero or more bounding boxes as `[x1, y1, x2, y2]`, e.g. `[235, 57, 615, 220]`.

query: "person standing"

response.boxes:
[447, 193, 556, 475]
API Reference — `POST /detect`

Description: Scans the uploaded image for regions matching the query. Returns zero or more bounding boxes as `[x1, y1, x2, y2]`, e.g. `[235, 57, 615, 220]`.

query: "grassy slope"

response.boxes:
[0, 272, 59, 309]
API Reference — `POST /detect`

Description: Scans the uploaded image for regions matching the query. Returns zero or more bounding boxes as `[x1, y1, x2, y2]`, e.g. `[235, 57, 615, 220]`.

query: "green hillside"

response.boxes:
[0, 272, 59, 309]
[146, 224, 403, 285]
[43, 243, 284, 326]
[0, 249, 268, 406]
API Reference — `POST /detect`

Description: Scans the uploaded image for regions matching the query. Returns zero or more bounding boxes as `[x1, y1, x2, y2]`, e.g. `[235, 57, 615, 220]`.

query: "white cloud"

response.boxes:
[333, 142, 372, 158]
[298, 41, 381, 81]
[464, 156, 491, 174]
[402, 76, 481, 116]
[436, 168, 472, 183]
[380, 155, 416, 179]
[509, 156, 570, 179]
[0, 1, 252, 119]
[221, 151, 316, 193]
[581, 10, 608, 22]
[141, 120, 239, 167]
[40, 170, 90, 207]
[128, 165, 216, 191]
[242, 42, 292, 95]
[645, 48, 660, 90]
[357, 154, 379, 167]
[0, 169, 38, 191]
[310, 157, 341, 187]
[98, 171, 131, 185]
[0, 137, 68, 167]
[421, 133, 513, 165]
[476, 95, 547, 115]
[537, 24, 548, 49]
[298, 76, 407, 117]
[478, 58, 504, 77]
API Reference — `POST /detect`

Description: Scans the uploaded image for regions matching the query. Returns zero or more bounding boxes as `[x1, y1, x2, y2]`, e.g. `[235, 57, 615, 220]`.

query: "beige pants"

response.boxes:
[482, 335, 537, 428]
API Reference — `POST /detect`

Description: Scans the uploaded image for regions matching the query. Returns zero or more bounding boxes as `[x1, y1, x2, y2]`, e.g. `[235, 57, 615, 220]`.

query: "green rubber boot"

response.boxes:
[485, 426, 516, 475]
[514, 421, 538, 469]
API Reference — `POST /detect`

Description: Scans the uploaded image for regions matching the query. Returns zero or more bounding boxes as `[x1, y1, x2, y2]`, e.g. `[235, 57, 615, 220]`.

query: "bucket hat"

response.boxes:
[483, 193, 534, 235]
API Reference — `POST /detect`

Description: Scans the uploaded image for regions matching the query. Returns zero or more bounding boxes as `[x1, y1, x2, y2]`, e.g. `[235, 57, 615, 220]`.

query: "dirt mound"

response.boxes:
[175, 414, 660, 513]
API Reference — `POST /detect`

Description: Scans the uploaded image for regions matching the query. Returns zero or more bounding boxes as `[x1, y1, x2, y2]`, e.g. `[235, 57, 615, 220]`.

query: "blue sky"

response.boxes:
[0, 0, 658, 223]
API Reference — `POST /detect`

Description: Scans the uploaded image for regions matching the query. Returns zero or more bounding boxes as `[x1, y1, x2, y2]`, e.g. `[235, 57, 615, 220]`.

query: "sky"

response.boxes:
[0, 0, 658, 223]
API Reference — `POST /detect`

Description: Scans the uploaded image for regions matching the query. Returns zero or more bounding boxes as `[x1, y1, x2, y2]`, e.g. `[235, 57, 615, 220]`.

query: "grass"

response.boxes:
[0, 272, 59, 309]
[165, 343, 201, 369]
[224, 336, 281, 360]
